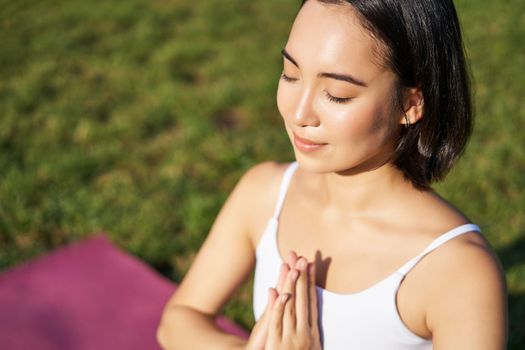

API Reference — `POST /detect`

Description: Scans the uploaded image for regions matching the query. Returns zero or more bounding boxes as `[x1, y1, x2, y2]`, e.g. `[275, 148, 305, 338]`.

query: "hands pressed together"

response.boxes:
[245, 252, 322, 350]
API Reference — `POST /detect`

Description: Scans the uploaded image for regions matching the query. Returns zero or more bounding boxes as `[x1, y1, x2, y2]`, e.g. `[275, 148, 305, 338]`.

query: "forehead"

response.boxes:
[286, 1, 386, 78]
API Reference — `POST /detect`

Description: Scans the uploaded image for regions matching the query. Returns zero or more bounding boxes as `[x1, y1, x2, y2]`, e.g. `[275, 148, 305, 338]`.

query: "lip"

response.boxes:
[293, 133, 328, 152]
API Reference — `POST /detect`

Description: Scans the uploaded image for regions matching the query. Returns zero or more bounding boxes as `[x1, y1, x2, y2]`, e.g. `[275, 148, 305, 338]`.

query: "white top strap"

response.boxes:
[397, 223, 481, 276]
[272, 162, 299, 220]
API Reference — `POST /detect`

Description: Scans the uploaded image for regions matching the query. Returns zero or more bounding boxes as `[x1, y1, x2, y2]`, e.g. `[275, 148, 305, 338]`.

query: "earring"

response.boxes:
[404, 113, 411, 128]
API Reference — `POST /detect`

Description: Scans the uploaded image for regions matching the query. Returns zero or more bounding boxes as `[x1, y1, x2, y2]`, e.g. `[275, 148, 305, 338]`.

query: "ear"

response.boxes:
[399, 87, 424, 126]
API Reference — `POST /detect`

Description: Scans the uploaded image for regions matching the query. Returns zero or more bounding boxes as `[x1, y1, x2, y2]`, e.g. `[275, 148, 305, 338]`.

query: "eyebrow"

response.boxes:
[282, 49, 300, 67]
[281, 48, 368, 88]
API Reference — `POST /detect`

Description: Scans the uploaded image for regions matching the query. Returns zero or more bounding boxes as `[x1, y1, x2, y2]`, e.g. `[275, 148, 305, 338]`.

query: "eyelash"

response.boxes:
[280, 73, 297, 83]
[280, 74, 353, 104]
[323, 91, 352, 104]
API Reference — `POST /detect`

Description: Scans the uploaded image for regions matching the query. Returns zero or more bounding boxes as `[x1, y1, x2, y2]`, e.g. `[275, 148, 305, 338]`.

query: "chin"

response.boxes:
[293, 149, 392, 177]
[293, 151, 343, 174]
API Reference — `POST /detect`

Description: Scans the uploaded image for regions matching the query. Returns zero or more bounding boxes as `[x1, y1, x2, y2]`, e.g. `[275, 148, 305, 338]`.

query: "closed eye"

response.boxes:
[324, 90, 353, 104]
[280, 73, 298, 83]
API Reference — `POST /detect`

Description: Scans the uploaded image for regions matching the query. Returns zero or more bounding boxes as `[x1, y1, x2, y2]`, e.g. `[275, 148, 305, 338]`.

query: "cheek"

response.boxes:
[323, 103, 383, 139]
[276, 81, 290, 121]
[322, 102, 397, 153]
[277, 80, 304, 126]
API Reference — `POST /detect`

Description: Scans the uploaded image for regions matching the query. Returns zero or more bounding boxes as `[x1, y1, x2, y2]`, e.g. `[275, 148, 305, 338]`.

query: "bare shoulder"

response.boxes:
[235, 161, 293, 245]
[401, 190, 507, 347]
[412, 190, 472, 232]
[163, 161, 292, 315]
[415, 191, 505, 311]
[235, 161, 290, 202]
[423, 229, 508, 348]
[238, 161, 288, 190]
[416, 193, 504, 285]
[427, 232, 505, 291]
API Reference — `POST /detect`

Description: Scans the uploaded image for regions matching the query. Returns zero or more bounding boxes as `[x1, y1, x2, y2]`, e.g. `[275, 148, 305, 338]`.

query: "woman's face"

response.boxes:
[277, 1, 403, 175]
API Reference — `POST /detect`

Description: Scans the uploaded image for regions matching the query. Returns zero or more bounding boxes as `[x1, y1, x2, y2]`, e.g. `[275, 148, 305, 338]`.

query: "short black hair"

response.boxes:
[300, 0, 473, 189]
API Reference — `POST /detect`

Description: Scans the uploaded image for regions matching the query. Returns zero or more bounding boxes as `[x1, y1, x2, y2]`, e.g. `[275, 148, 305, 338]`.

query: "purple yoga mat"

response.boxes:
[0, 235, 248, 350]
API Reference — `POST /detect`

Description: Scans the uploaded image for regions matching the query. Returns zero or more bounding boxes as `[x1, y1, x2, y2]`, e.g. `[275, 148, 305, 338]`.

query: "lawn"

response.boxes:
[0, 0, 523, 348]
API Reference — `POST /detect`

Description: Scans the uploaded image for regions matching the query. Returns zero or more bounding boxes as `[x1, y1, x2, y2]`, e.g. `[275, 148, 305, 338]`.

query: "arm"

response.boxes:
[426, 239, 508, 349]
[157, 162, 282, 350]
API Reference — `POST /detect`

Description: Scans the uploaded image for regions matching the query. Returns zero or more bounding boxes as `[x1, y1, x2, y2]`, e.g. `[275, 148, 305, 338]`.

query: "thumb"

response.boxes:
[246, 288, 279, 350]
[261, 287, 279, 322]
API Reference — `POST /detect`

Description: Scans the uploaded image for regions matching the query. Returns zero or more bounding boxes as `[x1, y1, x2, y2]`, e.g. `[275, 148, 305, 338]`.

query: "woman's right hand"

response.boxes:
[244, 287, 278, 350]
[245, 259, 295, 350]
[265, 258, 322, 350]
[246, 251, 305, 350]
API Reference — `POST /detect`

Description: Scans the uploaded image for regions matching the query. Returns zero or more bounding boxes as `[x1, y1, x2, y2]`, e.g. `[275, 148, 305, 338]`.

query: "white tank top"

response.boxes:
[252, 162, 481, 350]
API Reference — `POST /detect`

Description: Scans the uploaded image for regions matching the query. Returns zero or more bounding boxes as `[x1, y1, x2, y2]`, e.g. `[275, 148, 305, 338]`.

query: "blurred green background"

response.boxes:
[0, 0, 523, 348]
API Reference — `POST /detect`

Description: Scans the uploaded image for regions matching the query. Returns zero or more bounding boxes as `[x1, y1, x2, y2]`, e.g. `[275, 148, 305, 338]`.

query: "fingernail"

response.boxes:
[297, 258, 306, 270]
[290, 269, 298, 281]
[280, 294, 290, 304]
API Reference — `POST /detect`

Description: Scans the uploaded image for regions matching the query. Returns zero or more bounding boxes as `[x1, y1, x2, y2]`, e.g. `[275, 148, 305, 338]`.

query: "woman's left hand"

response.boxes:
[266, 257, 322, 350]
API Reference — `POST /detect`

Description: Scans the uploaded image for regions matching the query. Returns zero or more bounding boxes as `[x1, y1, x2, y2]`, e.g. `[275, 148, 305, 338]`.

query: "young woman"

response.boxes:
[157, 0, 507, 349]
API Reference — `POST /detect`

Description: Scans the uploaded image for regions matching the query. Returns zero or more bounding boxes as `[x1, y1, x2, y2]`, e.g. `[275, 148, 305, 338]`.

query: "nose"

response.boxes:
[293, 88, 320, 128]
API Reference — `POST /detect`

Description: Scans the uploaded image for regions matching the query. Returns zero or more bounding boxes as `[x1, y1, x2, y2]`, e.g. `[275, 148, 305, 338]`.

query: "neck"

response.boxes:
[314, 163, 413, 216]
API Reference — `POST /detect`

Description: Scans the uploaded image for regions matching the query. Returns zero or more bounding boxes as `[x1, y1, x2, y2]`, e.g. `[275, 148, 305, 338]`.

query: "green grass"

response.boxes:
[0, 0, 523, 348]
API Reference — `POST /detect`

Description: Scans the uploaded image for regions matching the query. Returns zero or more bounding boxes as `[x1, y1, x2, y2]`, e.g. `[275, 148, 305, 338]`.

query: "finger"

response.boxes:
[276, 262, 290, 294]
[260, 288, 278, 323]
[308, 262, 319, 331]
[268, 292, 290, 344]
[294, 258, 309, 332]
[261, 289, 279, 337]
[282, 268, 298, 336]
[247, 288, 278, 350]
[265, 287, 278, 317]
[288, 251, 298, 268]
